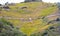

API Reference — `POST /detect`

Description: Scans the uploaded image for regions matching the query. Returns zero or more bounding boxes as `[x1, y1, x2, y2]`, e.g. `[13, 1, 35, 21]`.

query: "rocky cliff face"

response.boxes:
[25, 0, 42, 2]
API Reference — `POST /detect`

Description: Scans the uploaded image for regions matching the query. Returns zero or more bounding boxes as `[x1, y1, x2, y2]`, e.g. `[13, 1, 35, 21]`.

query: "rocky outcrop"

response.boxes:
[25, 0, 42, 2]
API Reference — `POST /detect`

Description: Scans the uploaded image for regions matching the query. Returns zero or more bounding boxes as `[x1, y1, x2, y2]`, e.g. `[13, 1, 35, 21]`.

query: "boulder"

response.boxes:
[25, 0, 42, 2]
[3, 6, 10, 11]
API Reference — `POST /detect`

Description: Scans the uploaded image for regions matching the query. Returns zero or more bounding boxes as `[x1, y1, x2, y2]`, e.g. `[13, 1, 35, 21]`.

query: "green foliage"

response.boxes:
[0, 18, 26, 36]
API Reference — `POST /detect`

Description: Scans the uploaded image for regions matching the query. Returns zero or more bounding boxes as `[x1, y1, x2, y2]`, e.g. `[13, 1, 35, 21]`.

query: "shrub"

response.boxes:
[0, 18, 26, 36]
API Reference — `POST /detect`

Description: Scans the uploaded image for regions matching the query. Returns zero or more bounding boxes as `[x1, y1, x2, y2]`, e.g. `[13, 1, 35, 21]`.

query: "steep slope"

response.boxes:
[0, 2, 60, 36]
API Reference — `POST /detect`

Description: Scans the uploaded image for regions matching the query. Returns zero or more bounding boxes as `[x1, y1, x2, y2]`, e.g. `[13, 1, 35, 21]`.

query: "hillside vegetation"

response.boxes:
[0, 2, 60, 36]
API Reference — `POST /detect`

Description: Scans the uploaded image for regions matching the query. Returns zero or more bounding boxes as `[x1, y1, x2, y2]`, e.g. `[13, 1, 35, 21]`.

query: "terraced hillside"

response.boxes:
[0, 2, 60, 36]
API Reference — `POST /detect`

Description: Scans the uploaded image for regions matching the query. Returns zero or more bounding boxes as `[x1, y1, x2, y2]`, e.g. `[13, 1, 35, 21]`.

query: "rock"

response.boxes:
[19, 6, 28, 9]
[55, 18, 60, 21]
[29, 18, 32, 22]
[42, 32, 48, 36]
[3, 6, 10, 11]
[25, 0, 42, 2]
[3, 6, 10, 9]
[49, 27, 55, 30]
[47, 21, 52, 24]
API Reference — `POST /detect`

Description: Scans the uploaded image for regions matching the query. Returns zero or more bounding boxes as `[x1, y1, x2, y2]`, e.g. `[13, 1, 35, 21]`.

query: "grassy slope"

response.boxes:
[0, 2, 59, 36]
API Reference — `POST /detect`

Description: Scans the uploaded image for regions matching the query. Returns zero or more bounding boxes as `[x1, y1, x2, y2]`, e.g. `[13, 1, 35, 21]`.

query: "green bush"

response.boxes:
[0, 18, 27, 36]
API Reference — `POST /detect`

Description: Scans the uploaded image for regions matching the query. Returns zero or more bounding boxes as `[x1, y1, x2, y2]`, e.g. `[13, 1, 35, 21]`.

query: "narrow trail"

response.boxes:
[0, 10, 60, 22]
[46, 14, 60, 18]
[46, 8, 60, 18]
